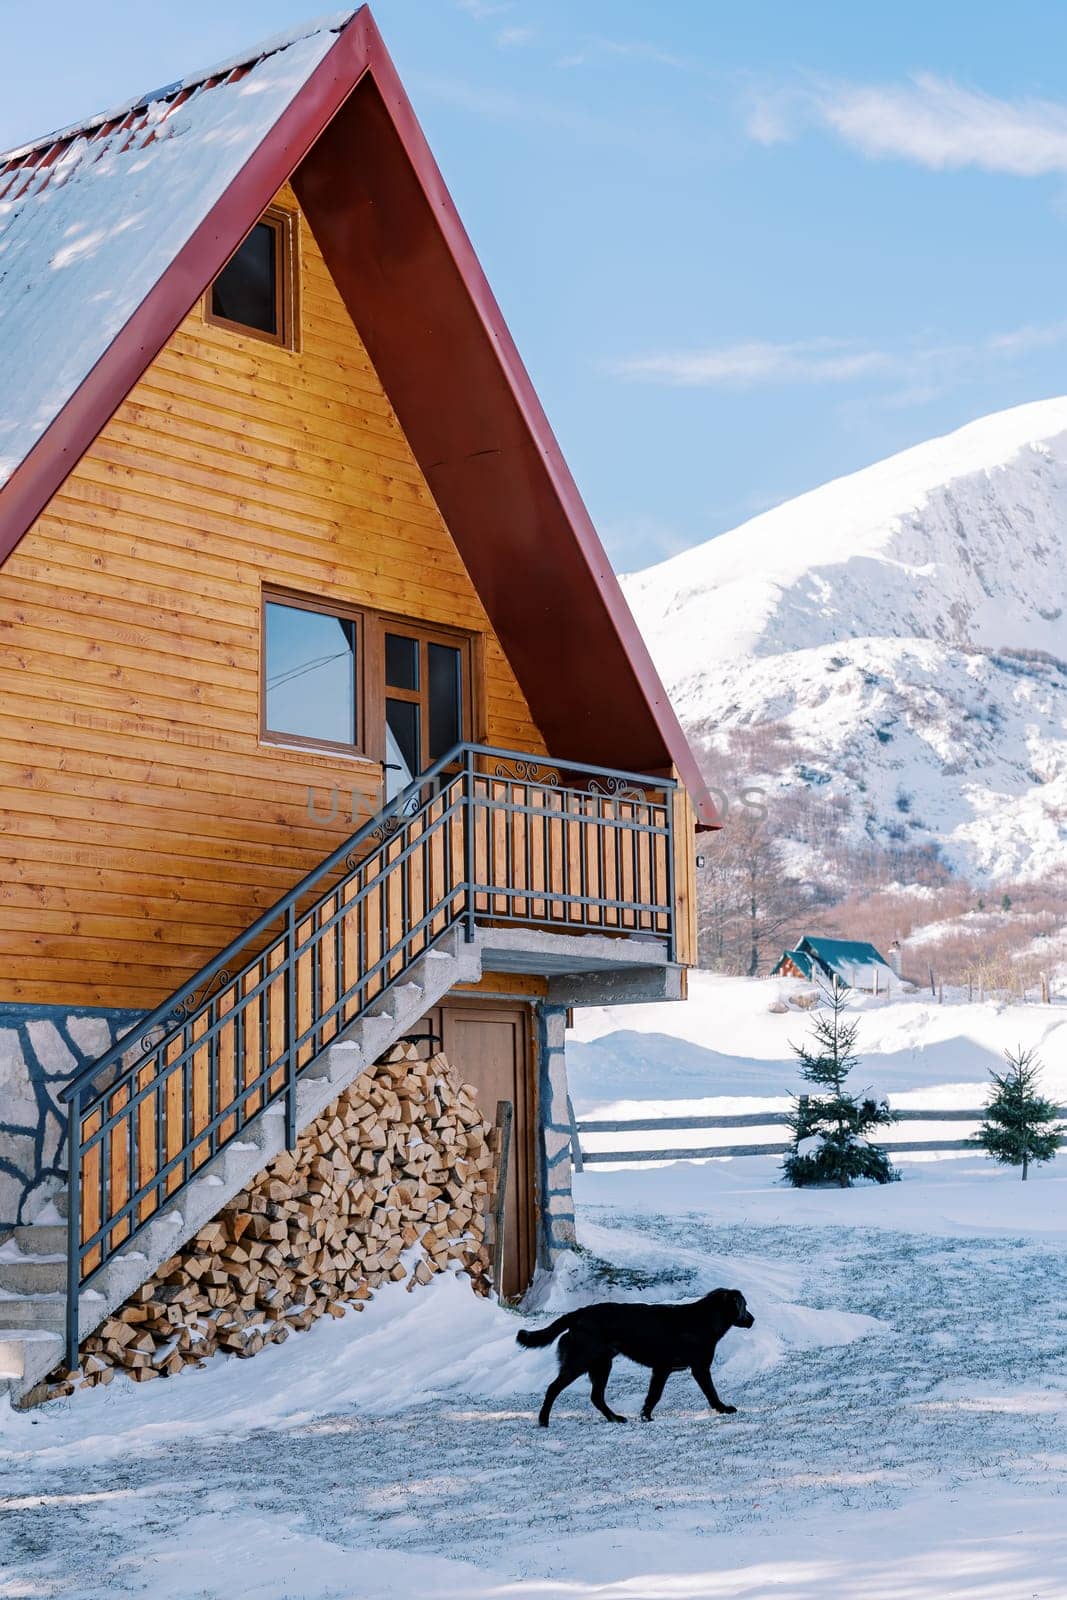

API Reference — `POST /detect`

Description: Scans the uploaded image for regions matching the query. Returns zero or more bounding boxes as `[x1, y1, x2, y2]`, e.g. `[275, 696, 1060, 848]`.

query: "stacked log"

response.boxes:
[56, 1043, 500, 1393]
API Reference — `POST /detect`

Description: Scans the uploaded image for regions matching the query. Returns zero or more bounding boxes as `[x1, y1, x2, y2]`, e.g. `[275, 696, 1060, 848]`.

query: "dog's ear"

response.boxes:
[731, 1289, 755, 1328]
[704, 1288, 734, 1332]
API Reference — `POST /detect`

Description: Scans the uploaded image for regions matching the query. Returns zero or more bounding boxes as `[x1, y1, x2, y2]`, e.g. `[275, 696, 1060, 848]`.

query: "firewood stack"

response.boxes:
[53, 1043, 501, 1394]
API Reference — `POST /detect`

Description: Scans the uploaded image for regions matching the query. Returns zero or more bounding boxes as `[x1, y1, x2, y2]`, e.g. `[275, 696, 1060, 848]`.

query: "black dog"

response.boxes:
[516, 1287, 755, 1426]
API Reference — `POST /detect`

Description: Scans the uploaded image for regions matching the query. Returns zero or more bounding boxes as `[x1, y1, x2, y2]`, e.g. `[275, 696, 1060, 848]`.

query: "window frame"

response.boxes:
[376, 620, 476, 775]
[260, 587, 481, 768]
[204, 205, 299, 350]
[260, 590, 367, 758]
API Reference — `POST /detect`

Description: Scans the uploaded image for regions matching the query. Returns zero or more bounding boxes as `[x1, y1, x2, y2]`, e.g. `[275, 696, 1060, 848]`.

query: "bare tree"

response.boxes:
[698, 809, 811, 975]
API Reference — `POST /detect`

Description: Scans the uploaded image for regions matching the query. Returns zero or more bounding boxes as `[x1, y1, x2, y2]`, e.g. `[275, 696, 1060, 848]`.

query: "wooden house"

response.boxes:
[0, 10, 712, 1403]
[772, 937, 897, 993]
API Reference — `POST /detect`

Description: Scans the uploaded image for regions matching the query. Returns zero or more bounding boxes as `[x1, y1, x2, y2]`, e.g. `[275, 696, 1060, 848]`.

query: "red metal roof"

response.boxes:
[0, 7, 715, 823]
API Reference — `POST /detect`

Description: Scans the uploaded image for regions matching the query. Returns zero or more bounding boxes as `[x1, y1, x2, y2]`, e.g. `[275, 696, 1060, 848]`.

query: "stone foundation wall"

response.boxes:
[537, 1005, 576, 1262]
[0, 1005, 140, 1231]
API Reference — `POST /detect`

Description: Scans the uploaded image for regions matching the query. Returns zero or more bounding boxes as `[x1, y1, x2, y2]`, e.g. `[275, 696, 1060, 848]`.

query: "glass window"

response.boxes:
[265, 601, 357, 747]
[427, 642, 462, 759]
[211, 221, 278, 336]
[261, 595, 472, 770]
[385, 633, 419, 691]
[386, 699, 420, 784]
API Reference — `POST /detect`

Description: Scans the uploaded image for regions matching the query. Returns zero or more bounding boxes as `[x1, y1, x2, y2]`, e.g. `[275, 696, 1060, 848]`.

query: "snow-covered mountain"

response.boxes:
[625, 399, 1067, 884]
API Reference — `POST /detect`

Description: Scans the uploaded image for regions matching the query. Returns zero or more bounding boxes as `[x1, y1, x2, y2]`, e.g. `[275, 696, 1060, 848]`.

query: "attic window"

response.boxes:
[206, 208, 297, 347]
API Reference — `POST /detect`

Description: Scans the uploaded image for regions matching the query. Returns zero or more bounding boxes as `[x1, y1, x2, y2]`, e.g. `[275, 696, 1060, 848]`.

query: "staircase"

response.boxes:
[2, 744, 681, 1407]
[1, 929, 481, 1405]
[0, 1189, 68, 1404]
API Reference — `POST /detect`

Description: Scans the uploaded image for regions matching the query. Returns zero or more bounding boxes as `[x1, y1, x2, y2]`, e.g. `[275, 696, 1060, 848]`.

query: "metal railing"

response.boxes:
[570, 1105, 1067, 1167]
[59, 744, 677, 1366]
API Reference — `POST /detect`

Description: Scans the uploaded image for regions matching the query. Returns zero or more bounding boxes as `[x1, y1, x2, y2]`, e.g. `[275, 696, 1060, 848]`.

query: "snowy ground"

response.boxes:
[568, 970, 1067, 1147]
[2, 977, 1066, 1597]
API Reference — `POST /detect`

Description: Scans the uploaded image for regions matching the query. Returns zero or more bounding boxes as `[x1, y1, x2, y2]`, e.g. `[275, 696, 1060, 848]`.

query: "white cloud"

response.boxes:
[496, 26, 536, 48]
[748, 73, 1067, 177]
[456, 0, 513, 19]
[409, 72, 698, 163]
[986, 319, 1067, 354]
[556, 35, 702, 75]
[601, 513, 697, 571]
[585, 37, 691, 71]
[611, 322, 1067, 391]
[744, 94, 798, 146]
[611, 338, 892, 387]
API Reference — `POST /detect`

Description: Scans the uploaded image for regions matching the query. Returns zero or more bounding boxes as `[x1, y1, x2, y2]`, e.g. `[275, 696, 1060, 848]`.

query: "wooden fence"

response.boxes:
[569, 1105, 1067, 1169]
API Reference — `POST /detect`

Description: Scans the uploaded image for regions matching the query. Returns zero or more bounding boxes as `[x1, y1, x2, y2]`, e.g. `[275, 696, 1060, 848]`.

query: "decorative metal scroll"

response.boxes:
[491, 757, 560, 786]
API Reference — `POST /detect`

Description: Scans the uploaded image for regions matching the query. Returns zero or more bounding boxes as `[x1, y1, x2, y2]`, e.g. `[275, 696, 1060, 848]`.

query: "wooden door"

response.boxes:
[430, 1000, 536, 1299]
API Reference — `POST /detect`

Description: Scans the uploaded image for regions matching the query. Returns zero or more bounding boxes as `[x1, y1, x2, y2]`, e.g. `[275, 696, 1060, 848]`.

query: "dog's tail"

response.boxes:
[515, 1313, 574, 1349]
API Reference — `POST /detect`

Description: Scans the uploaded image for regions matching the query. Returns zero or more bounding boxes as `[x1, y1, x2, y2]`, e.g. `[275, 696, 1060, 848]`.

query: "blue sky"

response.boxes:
[5, 1, 1067, 573]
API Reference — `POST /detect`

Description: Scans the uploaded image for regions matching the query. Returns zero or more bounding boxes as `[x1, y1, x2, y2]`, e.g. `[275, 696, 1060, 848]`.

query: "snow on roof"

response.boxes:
[774, 937, 897, 987]
[800, 936, 889, 966]
[0, 13, 352, 489]
[798, 936, 896, 987]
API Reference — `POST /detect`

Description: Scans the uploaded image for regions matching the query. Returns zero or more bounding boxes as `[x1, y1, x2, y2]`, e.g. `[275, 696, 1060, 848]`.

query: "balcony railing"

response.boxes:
[58, 744, 685, 1366]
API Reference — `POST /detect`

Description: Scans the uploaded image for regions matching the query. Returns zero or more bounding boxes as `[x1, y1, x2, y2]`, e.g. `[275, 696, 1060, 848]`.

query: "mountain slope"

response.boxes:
[625, 399, 1067, 884]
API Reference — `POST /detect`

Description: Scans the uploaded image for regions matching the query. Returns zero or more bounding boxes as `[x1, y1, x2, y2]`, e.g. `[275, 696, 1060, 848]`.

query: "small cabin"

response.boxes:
[0, 9, 713, 1402]
[772, 937, 897, 993]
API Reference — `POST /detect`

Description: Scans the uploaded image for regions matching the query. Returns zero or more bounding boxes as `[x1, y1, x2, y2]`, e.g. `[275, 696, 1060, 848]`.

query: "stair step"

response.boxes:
[25, 1189, 69, 1223]
[0, 1328, 64, 1381]
[295, 1078, 330, 1119]
[4, 923, 476, 1407]
[15, 1222, 66, 1256]
[358, 1012, 398, 1053]
[389, 980, 424, 1012]
[0, 1254, 67, 1295]
[0, 1295, 66, 1331]
[207, 1141, 260, 1184]
[304, 1040, 362, 1084]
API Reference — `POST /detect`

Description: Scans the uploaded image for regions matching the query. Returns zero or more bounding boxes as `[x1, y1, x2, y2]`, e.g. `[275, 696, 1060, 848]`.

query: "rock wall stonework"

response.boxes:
[538, 1006, 576, 1258]
[0, 1005, 139, 1232]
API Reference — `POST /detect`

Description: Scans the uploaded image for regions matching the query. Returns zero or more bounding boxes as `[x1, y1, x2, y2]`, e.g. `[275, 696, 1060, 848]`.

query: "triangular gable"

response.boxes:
[773, 948, 813, 978]
[0, 7, 714, 820]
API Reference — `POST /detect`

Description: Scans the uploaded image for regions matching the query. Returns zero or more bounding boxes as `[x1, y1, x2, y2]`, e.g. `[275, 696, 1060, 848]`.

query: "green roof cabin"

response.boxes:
[772, 936, 898, 993]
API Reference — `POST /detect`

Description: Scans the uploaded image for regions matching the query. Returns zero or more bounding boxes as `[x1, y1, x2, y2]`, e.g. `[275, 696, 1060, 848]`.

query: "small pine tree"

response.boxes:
[783, 979, 898, 1188]
[974, 1047, 1065, 1181]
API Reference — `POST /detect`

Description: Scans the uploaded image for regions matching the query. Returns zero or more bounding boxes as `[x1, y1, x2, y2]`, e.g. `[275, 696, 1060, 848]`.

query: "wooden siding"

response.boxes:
[451, 973, 548, 1000]
[671, 778, 698, 969]
[0, 184, 547, 1008]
